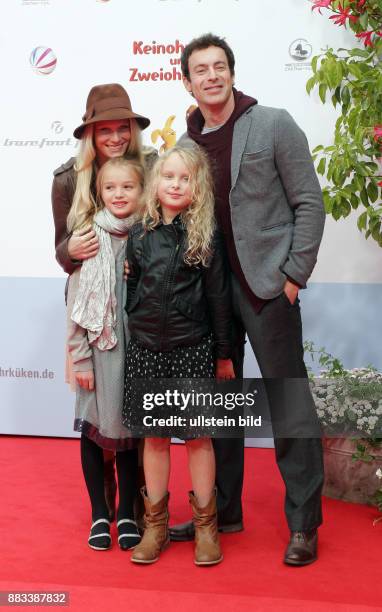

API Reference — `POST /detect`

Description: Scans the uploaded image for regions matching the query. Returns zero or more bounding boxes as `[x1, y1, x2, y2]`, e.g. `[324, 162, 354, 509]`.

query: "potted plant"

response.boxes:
[306, 342, 382, 516]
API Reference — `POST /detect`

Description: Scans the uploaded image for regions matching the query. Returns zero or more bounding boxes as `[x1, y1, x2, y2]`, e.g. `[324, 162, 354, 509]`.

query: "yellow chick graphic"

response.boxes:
[151, 115, 176, 152]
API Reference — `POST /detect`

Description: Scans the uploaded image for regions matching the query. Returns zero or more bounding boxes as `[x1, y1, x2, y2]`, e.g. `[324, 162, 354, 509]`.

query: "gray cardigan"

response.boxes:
[179, 104, 325, 299]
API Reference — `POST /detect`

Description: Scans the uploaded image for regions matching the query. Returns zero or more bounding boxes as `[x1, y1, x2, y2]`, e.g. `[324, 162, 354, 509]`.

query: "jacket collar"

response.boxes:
[158, 213, 186, 231]
[231, 106, 256, 189]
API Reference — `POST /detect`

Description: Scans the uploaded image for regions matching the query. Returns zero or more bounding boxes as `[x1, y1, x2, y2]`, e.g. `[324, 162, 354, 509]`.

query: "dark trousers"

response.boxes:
[213, 301, 245, 526]
[228, 274, 324, 531]
[213, 276, 324, 530]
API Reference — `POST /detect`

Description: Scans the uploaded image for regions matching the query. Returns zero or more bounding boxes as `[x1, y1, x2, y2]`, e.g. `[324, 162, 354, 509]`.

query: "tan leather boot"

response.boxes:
[130, 487, 170, 564]
[189, 490, 223, 566]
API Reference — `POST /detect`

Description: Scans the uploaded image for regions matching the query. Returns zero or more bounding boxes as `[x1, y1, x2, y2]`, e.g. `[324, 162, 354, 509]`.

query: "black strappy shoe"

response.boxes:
[117, 518, 141, 551]
[88, 518, 111, 551]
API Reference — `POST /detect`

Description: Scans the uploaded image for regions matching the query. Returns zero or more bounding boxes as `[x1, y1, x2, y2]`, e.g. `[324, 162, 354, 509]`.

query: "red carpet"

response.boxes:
[1, 436, 381, 611]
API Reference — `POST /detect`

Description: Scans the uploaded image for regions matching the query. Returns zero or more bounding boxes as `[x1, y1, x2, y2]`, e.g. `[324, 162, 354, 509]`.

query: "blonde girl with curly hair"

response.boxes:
[123, 146, 235, 567]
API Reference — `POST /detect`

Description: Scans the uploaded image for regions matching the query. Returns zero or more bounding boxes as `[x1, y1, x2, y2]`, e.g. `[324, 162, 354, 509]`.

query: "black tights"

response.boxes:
[80, 435, 138, 521]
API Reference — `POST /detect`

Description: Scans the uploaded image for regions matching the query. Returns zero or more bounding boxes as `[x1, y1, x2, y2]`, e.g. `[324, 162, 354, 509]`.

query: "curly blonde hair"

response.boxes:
[67, 119, 143, 231]
[143, 146, 215, 266]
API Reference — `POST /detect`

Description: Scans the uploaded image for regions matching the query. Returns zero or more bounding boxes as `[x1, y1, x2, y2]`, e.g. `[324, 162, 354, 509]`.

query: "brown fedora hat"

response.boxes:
[73, 83, 150, 139]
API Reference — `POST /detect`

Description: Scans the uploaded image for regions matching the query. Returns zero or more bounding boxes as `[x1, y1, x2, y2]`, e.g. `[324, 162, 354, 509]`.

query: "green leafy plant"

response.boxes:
[352, 438, 382, 462]
[307, 0, 382, 245]
[304, 340, 348, 377]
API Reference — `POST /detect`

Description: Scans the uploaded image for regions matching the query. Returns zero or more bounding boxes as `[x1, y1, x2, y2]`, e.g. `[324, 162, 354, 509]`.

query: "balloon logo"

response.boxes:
[30, 46, 57, 75]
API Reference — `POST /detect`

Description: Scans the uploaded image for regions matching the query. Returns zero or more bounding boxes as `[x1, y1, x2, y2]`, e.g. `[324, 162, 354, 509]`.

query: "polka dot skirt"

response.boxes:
[123, 334, 215, 438]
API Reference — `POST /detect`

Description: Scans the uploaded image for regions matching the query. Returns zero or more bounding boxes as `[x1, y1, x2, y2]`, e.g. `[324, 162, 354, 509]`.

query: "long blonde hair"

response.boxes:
[143, 146, 215, 267]
[67, 119, 143, 231]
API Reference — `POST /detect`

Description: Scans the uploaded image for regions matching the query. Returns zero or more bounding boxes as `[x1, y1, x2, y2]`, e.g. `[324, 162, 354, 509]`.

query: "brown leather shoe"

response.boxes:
[169, 518, 243, 541]
[131, 488, 170, 564]
[283, 529, 318, 566]
[189, 490, 223, 566]
[103, 459, 117, 523]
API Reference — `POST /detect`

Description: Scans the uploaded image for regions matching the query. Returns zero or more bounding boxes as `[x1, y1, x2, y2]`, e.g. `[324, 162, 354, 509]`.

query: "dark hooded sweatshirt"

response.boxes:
[187, 88, 266, 312]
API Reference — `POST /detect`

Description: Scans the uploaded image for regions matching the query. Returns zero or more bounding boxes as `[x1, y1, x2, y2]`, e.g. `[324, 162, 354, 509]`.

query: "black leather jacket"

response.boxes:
[125, 217, 232, 358]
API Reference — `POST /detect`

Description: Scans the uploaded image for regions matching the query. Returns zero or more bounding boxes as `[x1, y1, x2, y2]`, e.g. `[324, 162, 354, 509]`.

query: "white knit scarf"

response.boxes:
[71, 208, 136, 351]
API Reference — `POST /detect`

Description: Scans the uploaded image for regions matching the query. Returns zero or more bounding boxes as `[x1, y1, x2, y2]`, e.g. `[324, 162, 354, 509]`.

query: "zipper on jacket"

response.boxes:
[158, 224, 183, 351]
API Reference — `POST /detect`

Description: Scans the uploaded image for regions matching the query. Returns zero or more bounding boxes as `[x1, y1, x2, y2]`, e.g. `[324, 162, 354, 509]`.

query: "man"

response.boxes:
[169, 33, 325, 566]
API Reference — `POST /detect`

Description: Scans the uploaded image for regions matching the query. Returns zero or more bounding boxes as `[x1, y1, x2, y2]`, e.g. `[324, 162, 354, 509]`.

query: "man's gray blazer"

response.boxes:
[179, 104, 325, 300]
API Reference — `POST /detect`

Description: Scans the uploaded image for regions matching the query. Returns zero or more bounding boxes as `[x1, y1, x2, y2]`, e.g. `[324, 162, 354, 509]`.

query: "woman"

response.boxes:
[52, 83, 156, 274]
[52, 83, 156, 523]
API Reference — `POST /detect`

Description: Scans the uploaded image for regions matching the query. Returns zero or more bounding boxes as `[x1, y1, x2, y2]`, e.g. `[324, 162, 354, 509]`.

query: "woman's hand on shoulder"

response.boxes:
[68, 227, 99, 261]
[75, 370, 95, 391]
[215, 358, 235, 380]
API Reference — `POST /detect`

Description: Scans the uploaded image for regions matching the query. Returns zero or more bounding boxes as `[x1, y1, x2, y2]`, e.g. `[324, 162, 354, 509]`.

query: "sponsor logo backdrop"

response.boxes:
[0, 0, 381, 439]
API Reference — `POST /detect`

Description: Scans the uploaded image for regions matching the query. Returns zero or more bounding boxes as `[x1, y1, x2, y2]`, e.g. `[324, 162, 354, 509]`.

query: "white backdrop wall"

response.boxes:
[1, 0, 381, 438]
